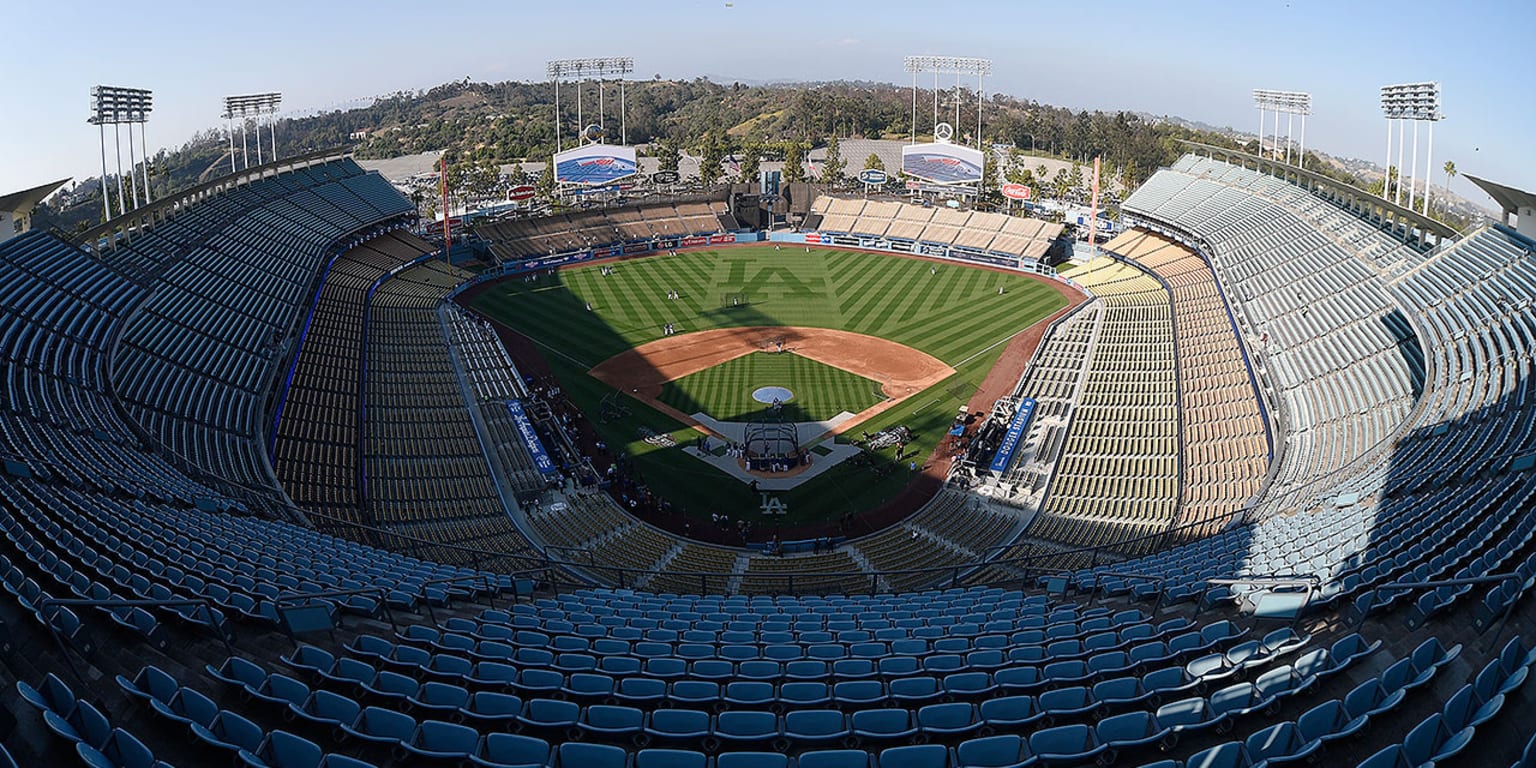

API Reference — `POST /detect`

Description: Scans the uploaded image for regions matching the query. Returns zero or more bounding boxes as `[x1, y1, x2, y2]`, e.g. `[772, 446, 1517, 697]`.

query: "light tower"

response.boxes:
[545, 57, 634, 153]
[1380, 82, 1441, 214]
[1252, 90, 1311, 165]
[222, 93, 283, 173]
[902, 55, 992, 149]
[88, 86, 153, 219]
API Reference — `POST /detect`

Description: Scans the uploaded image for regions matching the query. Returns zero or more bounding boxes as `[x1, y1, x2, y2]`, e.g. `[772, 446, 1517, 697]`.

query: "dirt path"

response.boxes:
[588, 326, 955, 441]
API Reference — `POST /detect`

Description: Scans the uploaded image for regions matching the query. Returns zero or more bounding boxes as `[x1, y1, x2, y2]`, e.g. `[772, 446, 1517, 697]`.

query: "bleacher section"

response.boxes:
[474, 199, 733, 262]
[1, 232, 220, 503]
[1026, 258, 1181, 554]
[1124, 156, 1422, 507]
[808, 196, 1063, 264]
[1060, 156, 1536, 617]
[1106, 229, 1272, 538]
[362, 259, 533, 567]
[272, 233, 426, 517]
[110, 159, 413, 492]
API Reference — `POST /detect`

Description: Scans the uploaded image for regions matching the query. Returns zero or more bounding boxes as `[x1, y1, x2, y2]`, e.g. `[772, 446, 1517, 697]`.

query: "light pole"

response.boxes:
[222, 93, 283, 172]
[1252, 90, 1311, 165]
[1380, 82, 1441, 214]
[89, 85, 153, 219]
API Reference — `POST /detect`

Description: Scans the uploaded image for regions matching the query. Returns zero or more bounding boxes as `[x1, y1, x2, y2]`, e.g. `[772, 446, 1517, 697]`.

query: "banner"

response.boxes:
[553, 143, 639, 186]
[988, 397, 1037, 473]
[708, 234, 734, 245]
[622, 242, 651, 254]
[803, 233, 823, 244]
[507, 400, 559, 476]
[680, 236, 709, 247]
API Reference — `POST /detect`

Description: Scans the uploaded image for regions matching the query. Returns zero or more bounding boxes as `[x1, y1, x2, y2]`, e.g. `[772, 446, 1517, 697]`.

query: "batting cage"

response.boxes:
[742, 420, 808, 472]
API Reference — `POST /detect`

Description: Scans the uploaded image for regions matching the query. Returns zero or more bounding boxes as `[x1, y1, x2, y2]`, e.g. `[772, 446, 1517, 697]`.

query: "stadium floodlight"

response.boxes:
[1380, 82, 1441, 214]
[1252, 89, 1311, 166]
[903, 56, 993, 150]
[88, 85, 153, 220]
[223, 93, 283, 173]
[546, 57, 635, 151]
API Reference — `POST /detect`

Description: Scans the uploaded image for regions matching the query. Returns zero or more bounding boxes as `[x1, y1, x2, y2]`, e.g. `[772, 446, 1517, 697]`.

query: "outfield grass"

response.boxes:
[474, 247, 1064, 368]
[658, 351, 885, 423]
[472, 246, 1066, 526]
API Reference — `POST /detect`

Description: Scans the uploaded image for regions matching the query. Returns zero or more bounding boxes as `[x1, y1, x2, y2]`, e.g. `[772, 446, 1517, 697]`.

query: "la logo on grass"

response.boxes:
[759, 494, 788, 516]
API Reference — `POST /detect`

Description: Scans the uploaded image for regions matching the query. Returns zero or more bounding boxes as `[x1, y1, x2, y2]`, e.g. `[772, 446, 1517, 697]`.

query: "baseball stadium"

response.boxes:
[2, 10, 1536, 768]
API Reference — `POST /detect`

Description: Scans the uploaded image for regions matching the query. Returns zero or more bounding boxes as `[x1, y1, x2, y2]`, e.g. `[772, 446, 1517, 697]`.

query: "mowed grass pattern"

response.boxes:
[471, 246, 1069, 524]
[658, 352, 886, 423]
[473, 247, 1066, 369]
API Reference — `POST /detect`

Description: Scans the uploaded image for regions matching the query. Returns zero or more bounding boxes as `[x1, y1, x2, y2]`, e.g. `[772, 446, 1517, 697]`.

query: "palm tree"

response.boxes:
[1443, 160, 1457, 202]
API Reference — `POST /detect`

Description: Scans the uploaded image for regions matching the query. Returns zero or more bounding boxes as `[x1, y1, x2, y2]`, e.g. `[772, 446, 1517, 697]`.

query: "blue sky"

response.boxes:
[4, 0, 1532, 209]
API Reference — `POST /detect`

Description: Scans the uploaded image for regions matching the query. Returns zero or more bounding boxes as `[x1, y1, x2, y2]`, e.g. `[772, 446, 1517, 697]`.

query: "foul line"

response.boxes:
[951, 329, 1023, 371]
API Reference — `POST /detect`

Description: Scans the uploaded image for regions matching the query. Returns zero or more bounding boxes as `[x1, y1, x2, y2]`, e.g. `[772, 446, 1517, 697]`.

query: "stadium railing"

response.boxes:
[76, 145, 356, 257]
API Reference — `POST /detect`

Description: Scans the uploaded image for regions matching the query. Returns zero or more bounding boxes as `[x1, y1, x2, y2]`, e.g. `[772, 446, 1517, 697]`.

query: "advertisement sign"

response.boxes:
[1000, 183, 1032, 201]
[988, 397, 1037, 473]
[507, 184, 536, 202]
[622, 242, 651, 254]
[680, 236, 709, 247]
[553, 143, 639, 186]
[506, 400, 558, 475]
[708, 234, 734, 245]
[652, 170, 681, 185]
[901, 142, 985, 185]
[803, 233, 823, 244]
[857, 168, 889, 185]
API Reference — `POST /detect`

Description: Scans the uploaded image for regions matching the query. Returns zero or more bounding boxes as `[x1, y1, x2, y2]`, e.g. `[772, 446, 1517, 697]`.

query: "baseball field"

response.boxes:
[469, 246, 1068, 527]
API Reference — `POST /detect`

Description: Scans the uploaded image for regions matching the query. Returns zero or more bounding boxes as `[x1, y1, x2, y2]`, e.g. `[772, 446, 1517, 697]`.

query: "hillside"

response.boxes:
[32, 77, 1464, 233]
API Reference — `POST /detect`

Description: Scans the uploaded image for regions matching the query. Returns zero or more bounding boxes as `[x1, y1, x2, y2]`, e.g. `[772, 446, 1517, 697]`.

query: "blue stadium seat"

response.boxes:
[1096, 710, 1169, 756]
[407, 682, 471, 717]
[784, 709, 850, 745]
[635, 749, 708, 768]
[878, 744, 948, 768]
[645, 708, 712, 745]
[470, 733, 551, 768]
[192, 710, 267, 756]
[555, 742, 627, 768]
[149, 684, 220, 730]
[718, 753, 791, 768]
[77, 728, 171, 768]
[1184, 740, 1254, 768]
[798, 750, 874, 768]
[236, 730, 323, 768]
[916, 702, 980, 738]
[851, 708, 917, 744]
[954, 733, 1033, 768]
[715, 710, 780, 747]
[1029, 723, 1106, 767]
[459, 691, 523, 727]
[288, 690, 360, 730]
[402, 719, 480, 762]
[579, 704, 645, 740]
[338, 707, 416, 747]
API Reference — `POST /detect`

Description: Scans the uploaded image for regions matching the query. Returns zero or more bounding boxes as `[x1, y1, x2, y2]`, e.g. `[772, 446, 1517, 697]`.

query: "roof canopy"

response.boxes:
[1465, 174, 1536, 217]
[0, 178, 70, 215]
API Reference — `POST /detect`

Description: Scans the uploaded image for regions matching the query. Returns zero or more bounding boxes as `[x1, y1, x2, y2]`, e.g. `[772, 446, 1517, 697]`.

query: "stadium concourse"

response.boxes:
[0, 142, 1534, 768]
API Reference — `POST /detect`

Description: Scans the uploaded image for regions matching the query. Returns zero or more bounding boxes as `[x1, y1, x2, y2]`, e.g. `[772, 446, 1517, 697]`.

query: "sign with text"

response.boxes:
[506, 400, 558, 475]
[1001, 183, 1032, 200]
[988, 397, 1037, 473]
